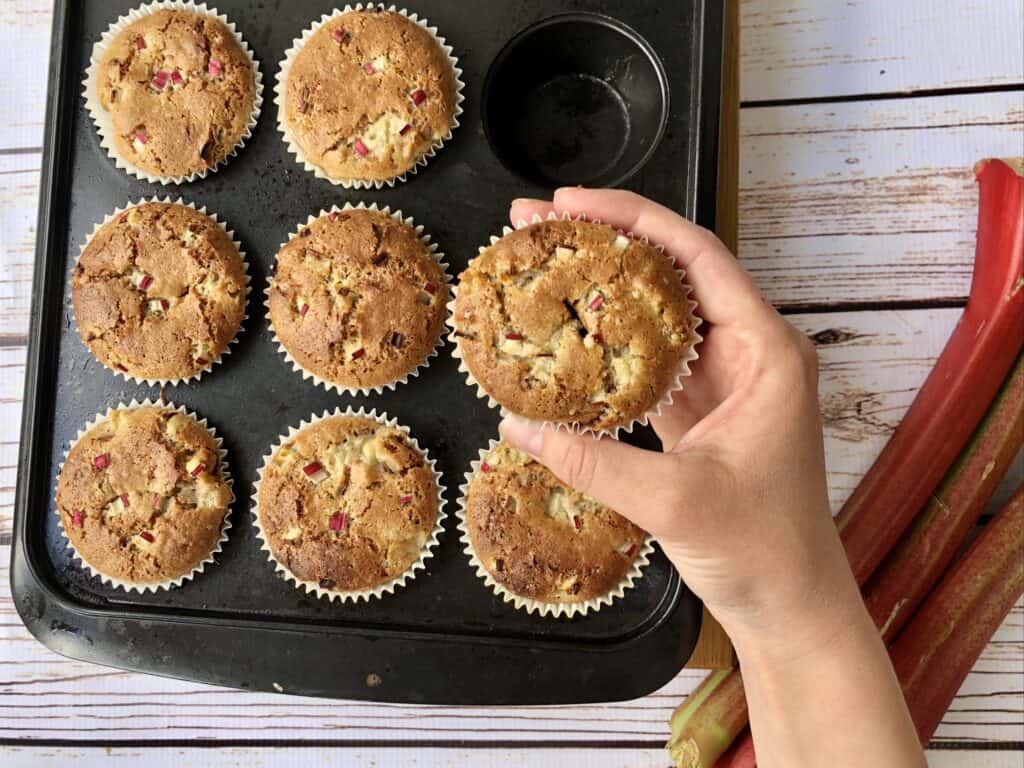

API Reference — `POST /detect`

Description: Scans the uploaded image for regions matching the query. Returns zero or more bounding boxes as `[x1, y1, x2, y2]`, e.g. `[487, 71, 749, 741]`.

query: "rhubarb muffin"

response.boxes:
[267, 207, 448, 392]
[72, 201, 247, 382]
[56, 406, 232, 589]
[255, 413, 441, 598]
[280, 7, 460, 184]
[91, 7, 259, 180]
[461, 441, 648, 614]
[451, 219, 699, 432]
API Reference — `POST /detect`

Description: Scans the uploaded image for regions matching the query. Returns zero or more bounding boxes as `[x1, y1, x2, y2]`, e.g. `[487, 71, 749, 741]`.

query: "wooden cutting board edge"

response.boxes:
[684, 0, 739, 671]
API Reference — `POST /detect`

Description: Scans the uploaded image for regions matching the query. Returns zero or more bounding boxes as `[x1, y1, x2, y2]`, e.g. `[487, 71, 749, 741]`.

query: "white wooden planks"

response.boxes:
[741, 0, 1024, 102]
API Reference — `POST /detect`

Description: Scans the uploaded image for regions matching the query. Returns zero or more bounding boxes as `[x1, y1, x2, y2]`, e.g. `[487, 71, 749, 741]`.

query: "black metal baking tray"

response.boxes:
[12, 0, 723, 704]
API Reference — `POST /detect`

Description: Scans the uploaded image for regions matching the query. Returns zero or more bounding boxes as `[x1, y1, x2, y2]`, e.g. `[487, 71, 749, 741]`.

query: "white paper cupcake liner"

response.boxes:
[83, 1, 264, 185]
[252, 406, 446, 603]
[448, 211, 703, 438]
[266, 202, 453, 396]
[274, 3, 465, 188]
[456, 438, 655, 618]
[54, 399, 234, 594]
[71, 196, 251, 388]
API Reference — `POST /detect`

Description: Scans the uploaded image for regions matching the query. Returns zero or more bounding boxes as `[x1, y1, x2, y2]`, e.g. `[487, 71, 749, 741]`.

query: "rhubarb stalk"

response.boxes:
[867, 352, 1024, 643]
[837, 157, 1024, 584]
[890, 486, 1024, 744]
[669, 158, 1024, 768]
[667, 670, 748, 768]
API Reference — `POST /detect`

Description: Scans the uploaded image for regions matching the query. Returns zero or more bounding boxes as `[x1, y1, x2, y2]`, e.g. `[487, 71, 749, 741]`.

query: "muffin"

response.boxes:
[90, 6, 259, 181]
[255, 412, 442, 599]
[460, 441, 649, 615]
[451, 218, 699, 432]
[267, 206, 448, 392]
[55, 405, 232, 590]
[279, 7, 460, 185]
[72, 201, 247, 383]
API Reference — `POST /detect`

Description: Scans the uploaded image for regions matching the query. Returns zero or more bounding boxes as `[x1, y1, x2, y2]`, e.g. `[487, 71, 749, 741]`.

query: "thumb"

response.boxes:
[499, 415, 687, 533]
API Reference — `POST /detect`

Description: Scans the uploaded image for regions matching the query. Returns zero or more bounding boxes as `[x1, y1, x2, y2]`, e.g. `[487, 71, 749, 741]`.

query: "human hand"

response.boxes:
[499, 188, 863, 654]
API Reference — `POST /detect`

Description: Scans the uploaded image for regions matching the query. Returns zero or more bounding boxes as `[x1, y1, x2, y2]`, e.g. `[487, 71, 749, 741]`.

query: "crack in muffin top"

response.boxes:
[452, 219, 698, 431]
[72, 202, 246, 381]
[97, 9, 257, 178]
[464, 442, 647, 605]
[257, 415, 439, 594]
[56, 407, 231, 585]
[284, 8, 457, 182]
[267, 208, 448, 390]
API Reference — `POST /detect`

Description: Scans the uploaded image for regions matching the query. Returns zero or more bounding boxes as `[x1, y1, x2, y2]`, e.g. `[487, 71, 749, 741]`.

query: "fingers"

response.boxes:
[510, 198, 554, 225]
[499, 415, 687, 533]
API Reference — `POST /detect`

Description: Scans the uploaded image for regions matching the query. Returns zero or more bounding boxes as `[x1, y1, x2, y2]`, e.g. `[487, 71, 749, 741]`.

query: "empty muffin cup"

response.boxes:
[483, 13, 669, 188]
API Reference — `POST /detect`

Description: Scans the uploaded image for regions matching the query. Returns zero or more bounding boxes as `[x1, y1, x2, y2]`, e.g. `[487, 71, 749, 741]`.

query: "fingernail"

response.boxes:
[512, 197, 545, 206]
[499, 415, 543, 457]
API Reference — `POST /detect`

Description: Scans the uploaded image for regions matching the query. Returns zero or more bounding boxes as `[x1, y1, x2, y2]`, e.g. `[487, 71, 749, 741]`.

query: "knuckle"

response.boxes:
[555, 438, 598, 494]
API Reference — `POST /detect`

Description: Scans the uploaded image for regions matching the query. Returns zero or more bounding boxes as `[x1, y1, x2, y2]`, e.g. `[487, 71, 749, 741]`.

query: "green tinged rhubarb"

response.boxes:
[667, 670, 747, 768]
[890, 487, 1024, 744]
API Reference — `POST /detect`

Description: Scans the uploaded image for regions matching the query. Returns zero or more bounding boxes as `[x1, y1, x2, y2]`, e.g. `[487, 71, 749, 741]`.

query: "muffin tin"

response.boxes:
[12, 0, 723, 704]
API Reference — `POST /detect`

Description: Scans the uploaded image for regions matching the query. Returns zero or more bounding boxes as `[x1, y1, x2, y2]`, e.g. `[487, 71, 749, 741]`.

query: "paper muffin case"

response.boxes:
[266, 202, 453, 396]
[447, 211, 703, 438]
[83, 1, 264, 185]
[252, 406, 446, 604]
[274, 3, 465, 189]
[54, 399, 234, 594]
[456, 438, 655, 619]
[71, 196, 251, 388]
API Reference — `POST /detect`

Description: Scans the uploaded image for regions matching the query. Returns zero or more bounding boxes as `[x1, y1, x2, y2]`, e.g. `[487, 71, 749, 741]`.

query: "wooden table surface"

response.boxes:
[2, 1, 1022, 765]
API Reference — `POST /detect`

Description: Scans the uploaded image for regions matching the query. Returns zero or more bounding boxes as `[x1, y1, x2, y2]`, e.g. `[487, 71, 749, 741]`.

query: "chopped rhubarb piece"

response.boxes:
[505, 332, 524, 341]
[588, 294, 604, 311]
[298, 99, 309, 114]
[138, 274, 154, 291]
[207, 59, 222, 77]
[299, 302, 309, 317]
[572, 515, 582, 531]
[170, 70, 183, 86]
[328, 212, 338, 222]
[139, 531, 155, 543]
[353, 139, 369, 157]
[399, 494, 413, 505]
[351, 348, 366, 360]
[120, 214, 129, 223]
[135, 35, 146, 50]
[115, 363, 128, 372]
[190, 462, 206, 478]
[152, 494, 161, 510]
[592, 333, 605, 345]
[410, 89, 427, 106]
[302, 461, 324, 477]
[332, 28, 349, 43]
[160, 298, 170, 312]
[71, 510, 84, 527]
[120, 493, 130, 508]
[135, 130, 148, 145]
[328, 512, 348, 532]
[481, 462, 491, 473]
[93, 453, 110, 471]
[195, 357, 209, 366]
[424, 282, 437, 295]
[151, 71, 169, 90]
[363, 61, 376, 74]
[399, 123, 413, 136]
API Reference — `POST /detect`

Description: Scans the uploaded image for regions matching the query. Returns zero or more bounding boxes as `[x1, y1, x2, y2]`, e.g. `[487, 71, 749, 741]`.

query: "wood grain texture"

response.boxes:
[741, 0, 1024, 101]
[1, 0, 1022, 761]
[1, 747, 1022, 768]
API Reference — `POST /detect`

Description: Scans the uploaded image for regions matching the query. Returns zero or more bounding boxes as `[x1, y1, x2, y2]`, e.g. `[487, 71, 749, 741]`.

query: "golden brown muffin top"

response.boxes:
[464, 442, 646, 605]
[283, 9, 457, 182]
[267, 208, 448, 390]
[96, 9, 257, 178]
[56, 407, 231, 585]
[72, 202, 247, 381]
[257, 415, 439, 593]
[452, 219, 698, 431]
